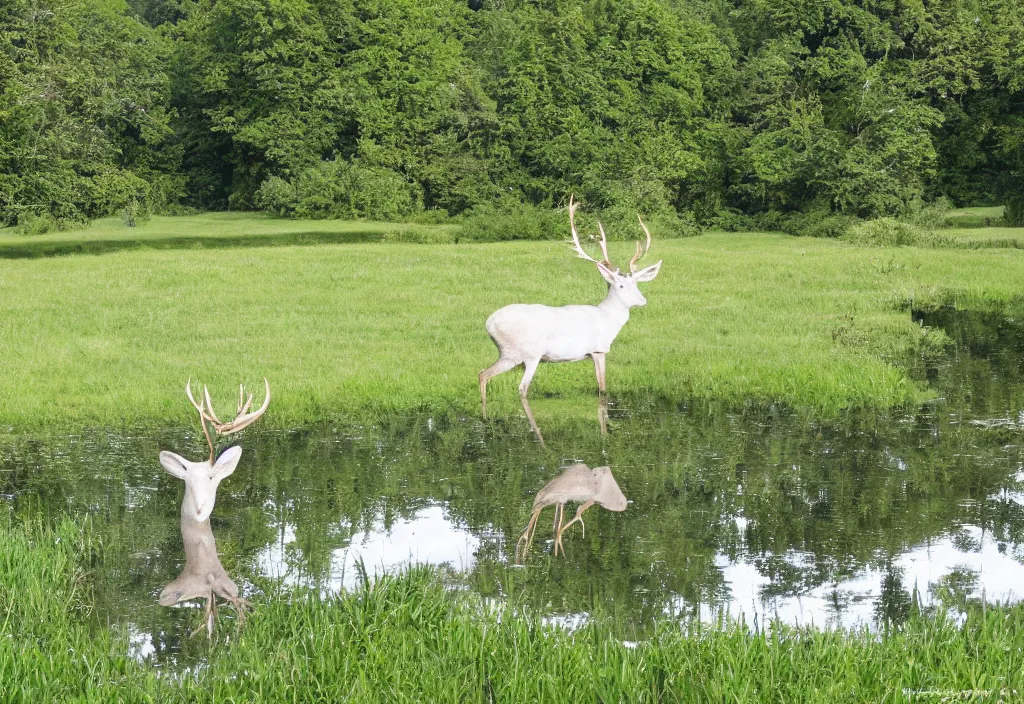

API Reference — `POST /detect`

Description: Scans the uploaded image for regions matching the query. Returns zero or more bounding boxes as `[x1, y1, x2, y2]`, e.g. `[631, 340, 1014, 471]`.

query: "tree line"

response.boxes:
[2, 0, 1022, 233]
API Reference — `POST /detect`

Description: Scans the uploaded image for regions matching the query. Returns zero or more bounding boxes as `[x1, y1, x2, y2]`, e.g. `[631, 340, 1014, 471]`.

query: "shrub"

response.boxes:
[120, 199, 152, 227]
[14, 211, 90, 235]
[843, 218, 952, 247]
[902, 198, 954, 229]
[255, 162, 421, 221]
[781, 210, 858, 238]
[86, 170, 153, 217]
[457, 203, 566, 242]
[1005, 196, 1024, 227]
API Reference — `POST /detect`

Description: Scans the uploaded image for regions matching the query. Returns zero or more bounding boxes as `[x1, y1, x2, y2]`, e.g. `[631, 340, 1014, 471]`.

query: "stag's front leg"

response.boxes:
[515, 506, 544, 563]
[591, 353, 607, 394]
[519, 358, 545, 445]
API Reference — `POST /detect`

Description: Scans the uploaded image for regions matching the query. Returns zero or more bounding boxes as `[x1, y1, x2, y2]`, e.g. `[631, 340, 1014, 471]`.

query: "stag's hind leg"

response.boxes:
[479, 356, 518, 419]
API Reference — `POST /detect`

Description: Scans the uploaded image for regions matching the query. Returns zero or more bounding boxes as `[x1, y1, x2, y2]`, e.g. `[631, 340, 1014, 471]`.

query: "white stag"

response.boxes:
[479, 196, 662, 440]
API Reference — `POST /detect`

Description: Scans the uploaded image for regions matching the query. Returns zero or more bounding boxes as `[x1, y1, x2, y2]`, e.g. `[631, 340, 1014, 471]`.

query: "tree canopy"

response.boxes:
[1, 0, 1022, 228]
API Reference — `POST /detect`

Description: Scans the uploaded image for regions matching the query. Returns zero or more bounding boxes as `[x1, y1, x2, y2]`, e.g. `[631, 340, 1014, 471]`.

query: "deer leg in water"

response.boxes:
[479, 357, 518, 419]
[559, 500, 596, 541]
[554, 503, 570, 556]
[231, 596, 251, 628]
[591, 353, 607, 394]
[515, 506, 544, 562]
[191, 594, 217, 639]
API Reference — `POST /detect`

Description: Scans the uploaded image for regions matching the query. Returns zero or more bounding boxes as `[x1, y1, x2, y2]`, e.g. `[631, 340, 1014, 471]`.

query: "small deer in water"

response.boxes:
[158, 378, 270, 637]
[515, 463, 627, 561]
[480, 196, 662, 442]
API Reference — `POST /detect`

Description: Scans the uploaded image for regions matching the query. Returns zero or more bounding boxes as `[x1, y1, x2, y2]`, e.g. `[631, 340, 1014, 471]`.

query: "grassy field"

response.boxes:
[0, 212, 457, 258]
[4, 217, 1024, 429]
[3, 518, 1022, 702]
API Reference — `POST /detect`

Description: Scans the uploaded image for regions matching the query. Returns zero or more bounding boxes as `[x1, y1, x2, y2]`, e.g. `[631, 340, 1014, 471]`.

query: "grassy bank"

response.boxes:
[0, 212, 458, 258]
[2, 519, 1022, 702]
[4, 228, 1024, 428]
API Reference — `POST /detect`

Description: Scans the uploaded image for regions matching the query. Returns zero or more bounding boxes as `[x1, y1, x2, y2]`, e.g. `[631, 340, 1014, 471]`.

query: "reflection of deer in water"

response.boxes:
[158, 379, 270, 637]
[515, 463, 627, 561]
[159, 512, 246, 638]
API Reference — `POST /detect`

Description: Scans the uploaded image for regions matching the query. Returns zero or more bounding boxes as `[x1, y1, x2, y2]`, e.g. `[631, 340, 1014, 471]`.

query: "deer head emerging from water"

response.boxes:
[158, 379, 269, 636]
[479, 196, 662, 443]
[515, 463, 627, 561]
[160, 378, 270, 523]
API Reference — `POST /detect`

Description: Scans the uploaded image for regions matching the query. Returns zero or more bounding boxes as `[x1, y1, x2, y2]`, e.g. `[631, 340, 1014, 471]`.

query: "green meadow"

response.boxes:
[3, 214, 1024, 430]
[5, 214, 1024, 701]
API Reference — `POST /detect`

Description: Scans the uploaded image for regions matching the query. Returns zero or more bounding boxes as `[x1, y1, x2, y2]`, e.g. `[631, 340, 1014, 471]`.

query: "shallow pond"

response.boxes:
[3, 308, 1024, 661]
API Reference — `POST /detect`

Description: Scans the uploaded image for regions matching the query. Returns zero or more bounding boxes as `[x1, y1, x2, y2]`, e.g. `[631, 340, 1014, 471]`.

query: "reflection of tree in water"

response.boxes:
[875, 565, 914, 627]
[2, 309, 1024, 649]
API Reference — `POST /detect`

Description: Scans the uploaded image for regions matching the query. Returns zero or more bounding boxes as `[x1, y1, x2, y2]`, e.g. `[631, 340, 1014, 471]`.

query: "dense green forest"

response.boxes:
[1, 0, 1022, 232]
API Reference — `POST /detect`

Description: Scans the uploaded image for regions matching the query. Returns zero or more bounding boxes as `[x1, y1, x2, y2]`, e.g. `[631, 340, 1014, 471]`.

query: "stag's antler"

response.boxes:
[186, 378, 271, 461]
[629, 215, 653, 273]
[568, 194, 614, 271]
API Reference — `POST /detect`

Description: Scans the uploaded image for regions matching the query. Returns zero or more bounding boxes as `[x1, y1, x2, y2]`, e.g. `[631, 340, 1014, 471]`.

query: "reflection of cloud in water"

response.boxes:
[128, 626, 156, 662]
[704, 525, 1024, 628]
[258, 505, 480, 591]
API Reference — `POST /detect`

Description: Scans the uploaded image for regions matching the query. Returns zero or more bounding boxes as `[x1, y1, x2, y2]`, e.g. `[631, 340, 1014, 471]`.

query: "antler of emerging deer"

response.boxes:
[186, 378, 271, 461]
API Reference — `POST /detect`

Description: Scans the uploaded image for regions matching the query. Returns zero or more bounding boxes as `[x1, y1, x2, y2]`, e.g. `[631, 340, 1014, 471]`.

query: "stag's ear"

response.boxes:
[633, 260, 662, 283]
[159, 451, 191, 480]
[596, 262, 618, 285]
[213, 445, 242, 480]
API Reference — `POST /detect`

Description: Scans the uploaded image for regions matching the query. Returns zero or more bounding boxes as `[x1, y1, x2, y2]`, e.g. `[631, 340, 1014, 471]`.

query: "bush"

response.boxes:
[1005, 196, 1024, 227]
[781, 210, 858, 238]
[14, 211, 90, 235]
[86, 170, 153, 217]
[457, 200, 703, 243]
[120, 199, 152, 227]
[843, 218, 952, 247]
[255, 162, 421, 221]
[457, 203, 566, 242]
[902, 198, 954, 229]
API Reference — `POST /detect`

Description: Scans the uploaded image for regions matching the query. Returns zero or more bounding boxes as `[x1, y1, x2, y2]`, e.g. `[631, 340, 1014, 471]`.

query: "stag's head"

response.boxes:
[592, 466, 628, 511]
[161, 379, 270, 522]
[568, 195, 663, 308]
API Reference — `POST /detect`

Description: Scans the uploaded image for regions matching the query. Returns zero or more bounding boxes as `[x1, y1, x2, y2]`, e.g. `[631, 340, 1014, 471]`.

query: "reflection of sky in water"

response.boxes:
[259, 505, 480, 591]
[256, 500, 1024, 629]
[707, 525, 1024, 629]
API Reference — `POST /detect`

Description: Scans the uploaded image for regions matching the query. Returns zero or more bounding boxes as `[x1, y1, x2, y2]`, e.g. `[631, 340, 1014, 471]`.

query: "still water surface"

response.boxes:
[3, 309, 1024, 660]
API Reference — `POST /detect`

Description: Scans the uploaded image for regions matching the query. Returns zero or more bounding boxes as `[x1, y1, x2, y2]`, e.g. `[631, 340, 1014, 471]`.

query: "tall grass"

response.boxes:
[2, 518, 1023, 702]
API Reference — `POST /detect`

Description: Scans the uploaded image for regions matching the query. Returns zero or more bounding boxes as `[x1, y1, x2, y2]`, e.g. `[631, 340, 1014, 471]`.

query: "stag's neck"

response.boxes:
[596, 288, 631, 336]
